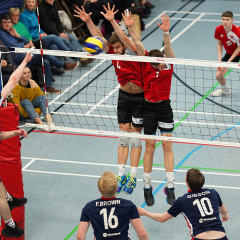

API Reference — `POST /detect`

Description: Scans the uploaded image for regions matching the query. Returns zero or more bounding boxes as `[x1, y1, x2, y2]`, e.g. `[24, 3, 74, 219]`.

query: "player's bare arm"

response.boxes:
[101, 4, 137, 52]
[123, 10, 145, 56]
[1, 52, 32, 99]
[76, 221, 90, 240]
[219, 204, 229, 222]
[0, 129, 28, 140]
[130, 218, 149, 240]
[137, 207, 173, 223]
[157, 14, 174, 58]
[74, 6, 110, 52]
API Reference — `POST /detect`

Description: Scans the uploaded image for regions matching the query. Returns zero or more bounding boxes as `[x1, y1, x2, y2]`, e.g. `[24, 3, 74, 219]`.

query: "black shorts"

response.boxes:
[194, 236, 227, 240]
[117, 89, 144, 127]
[143, 99, 174, 135]
[222, 53, 240, 62]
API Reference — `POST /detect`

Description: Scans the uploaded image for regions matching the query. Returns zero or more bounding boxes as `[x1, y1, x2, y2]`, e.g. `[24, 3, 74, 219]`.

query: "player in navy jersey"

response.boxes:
[77, 171, 149, 240]
[75, 5, 144, 195]
[212, 11, 240, 97]
[0, 53, 31, 238]
[138, 169, 229, 240]
[123, 12, 175, 206]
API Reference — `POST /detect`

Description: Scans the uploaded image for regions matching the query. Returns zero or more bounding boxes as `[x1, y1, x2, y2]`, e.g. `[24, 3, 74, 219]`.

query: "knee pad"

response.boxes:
[118, 131, 129, 147]
[130, 132, 142, 148]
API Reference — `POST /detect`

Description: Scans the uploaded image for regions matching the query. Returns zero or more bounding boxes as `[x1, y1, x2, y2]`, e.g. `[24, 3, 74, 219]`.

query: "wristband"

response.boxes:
[163, 31, 169, 34]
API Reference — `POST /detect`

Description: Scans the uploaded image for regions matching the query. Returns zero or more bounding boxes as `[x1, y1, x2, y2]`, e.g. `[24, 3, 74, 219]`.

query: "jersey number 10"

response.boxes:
[100, 207, 119, 229]
[193, 197, 214, 217]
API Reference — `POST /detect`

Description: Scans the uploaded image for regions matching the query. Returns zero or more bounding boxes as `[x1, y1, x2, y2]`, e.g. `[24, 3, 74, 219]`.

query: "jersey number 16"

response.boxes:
[100, 207, 119, 229]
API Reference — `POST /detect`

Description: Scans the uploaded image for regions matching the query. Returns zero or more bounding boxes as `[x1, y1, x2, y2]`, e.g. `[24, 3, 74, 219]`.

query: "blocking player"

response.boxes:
[212, 11, 240, 97]
[77, 171, 149, 240]
[74, 5, 144, 195]
[124, 12, 175, 206]
[138, 169, 229, 240]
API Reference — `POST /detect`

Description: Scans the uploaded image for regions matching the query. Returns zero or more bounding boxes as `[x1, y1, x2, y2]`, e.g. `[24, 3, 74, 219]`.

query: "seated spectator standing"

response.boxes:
[39, 0, 94, 66]
[9, 66, 55, 129]
[0, 15, 78, 94]
[0, 39, 14, 86]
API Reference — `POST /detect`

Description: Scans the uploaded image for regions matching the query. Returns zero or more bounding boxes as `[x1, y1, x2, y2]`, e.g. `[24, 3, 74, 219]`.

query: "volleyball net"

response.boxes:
[5, 47, 240, 148]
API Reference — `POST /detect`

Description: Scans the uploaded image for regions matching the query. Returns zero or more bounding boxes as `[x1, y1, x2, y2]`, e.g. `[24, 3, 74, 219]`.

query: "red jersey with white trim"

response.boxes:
[107, 45, 142, 88]
[142, 51, 173, 102]
[215, 24, 240, 56]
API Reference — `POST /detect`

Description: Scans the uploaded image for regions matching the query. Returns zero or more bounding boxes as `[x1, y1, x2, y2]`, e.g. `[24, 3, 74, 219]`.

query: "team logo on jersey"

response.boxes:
[103, 232, 121, 237]
[226, 40, 232, 46]
[199, 217, 216, 223]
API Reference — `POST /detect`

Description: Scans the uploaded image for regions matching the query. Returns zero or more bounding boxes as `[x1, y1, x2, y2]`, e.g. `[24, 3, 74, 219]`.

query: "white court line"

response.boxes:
[51, 111, 240, 128]
[22, 158, 36, 171]
[22, 169, 240, 190]
[170, 17, 240, 23]
[52, 102, 240, 118]
[165, 11, 240, 16]
[21, 157, 240, 177]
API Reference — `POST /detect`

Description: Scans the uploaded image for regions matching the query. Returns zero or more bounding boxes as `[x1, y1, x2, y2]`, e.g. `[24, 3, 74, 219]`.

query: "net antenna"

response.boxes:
[14, 48, 240, 149]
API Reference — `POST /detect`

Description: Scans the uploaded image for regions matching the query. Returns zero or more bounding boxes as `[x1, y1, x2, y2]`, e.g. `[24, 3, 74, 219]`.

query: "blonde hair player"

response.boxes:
[77, 171, 149, 240]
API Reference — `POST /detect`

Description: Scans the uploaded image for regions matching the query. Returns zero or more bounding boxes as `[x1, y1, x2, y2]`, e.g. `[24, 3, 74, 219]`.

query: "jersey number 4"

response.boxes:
[193, 197, 214, 217]
[100, 207, 119, 229]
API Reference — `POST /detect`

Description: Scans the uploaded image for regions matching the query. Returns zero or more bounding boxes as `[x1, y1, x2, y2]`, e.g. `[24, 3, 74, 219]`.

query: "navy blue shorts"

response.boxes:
[194, 236, 227, 240]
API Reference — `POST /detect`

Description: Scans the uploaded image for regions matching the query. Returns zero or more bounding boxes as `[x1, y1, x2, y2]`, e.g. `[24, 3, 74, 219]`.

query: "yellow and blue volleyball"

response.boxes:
[85, 36, 105, 55]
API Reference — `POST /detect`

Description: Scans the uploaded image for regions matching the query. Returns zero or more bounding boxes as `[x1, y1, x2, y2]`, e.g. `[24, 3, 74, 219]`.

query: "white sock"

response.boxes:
[143, 172, 151, 188]
[221, 84, 229, 89]
[118, 164, 126, 176]
[166, 172, 174, 188]
[130, 167, 138, 177]
[6, 192, 13, 202]
[5, 218, 15, 228]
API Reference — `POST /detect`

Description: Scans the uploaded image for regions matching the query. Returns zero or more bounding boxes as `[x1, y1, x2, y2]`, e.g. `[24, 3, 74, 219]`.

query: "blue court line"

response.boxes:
[140, 122, 240, 208]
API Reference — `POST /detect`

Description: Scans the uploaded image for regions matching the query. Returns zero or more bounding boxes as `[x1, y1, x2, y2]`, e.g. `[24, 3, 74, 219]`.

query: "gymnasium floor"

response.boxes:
[16, 0, 240, 239]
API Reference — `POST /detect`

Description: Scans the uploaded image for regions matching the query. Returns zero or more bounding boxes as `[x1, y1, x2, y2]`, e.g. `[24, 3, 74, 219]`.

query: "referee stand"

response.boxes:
[0, 103, 25, 240]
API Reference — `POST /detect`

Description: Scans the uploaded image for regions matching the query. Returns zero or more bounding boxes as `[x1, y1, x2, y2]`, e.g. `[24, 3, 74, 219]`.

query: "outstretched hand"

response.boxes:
[101, 3, 118, 22]
[23, 52, 33, 63]
[157, 14, 170, 32]
[15, 129, 28, 138]
[122, 10, 136, 27]
[74, 6, 92, 22]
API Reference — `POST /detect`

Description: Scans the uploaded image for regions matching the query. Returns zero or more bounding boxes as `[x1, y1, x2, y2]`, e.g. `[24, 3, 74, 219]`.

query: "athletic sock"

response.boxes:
[221, 84, 229, 89]
[143, 172, 151, 188]
[4, 218, 15, 228]
[130, 167, 138, 177]
[118, 164, 126, 176]
[6, 192, 13, 202]
[166, 172, 174, 188]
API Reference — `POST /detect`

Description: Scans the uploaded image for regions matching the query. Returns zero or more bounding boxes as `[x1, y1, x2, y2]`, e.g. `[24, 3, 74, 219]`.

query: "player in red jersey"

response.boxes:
[74, 5, 144, 195]
[212, 11, 240, 97]
[123, 12, 175, 207]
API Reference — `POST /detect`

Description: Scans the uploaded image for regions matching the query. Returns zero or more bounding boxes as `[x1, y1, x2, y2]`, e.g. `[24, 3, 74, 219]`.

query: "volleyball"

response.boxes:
[85, 36, 105, 55]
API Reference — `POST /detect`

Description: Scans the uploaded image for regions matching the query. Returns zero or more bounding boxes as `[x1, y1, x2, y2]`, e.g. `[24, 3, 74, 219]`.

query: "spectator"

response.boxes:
[65, 0, 116, 39]
[0, 15, 78, 94]
[9, 66, 55, 129]
[39, 0, 94, 66]
[0, 39, 14, 86]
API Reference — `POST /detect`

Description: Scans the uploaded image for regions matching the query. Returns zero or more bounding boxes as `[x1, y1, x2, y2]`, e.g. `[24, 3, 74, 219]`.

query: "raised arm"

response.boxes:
[1, 52, 32, 99]
[74, 6, 109, 52]
[101, 4, 136, 52]
[123, 11, 145, 56]
[137, 207, 174, 223]
[157, 14, 174, 58]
